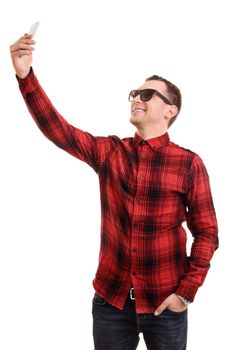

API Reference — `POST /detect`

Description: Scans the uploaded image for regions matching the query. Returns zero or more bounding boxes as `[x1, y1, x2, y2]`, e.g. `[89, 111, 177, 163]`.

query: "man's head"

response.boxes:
[129, 75, 182, 133]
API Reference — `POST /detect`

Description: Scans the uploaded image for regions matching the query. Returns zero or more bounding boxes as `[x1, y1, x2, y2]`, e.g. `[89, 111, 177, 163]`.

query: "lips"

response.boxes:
[132, 108, 146, 112]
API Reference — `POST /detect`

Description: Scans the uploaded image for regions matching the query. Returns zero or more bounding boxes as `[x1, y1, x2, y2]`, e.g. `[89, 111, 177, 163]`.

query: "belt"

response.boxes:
[129, 287, 135, 300]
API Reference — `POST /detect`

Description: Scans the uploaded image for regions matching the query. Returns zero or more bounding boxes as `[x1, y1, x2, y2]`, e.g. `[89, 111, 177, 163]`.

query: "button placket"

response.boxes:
[130, 145, 146, 280]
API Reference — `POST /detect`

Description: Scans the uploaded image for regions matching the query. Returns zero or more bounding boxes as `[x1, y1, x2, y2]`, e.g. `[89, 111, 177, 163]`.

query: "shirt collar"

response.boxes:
[133, 132, 170, 150]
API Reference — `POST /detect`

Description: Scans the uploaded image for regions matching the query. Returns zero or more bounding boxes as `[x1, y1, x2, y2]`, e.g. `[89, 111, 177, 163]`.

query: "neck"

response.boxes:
[136, 125, 168, 140]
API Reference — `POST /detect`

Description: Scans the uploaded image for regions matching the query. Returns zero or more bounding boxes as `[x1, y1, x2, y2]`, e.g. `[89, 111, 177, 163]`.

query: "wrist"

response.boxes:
[16, 68, 31, 80]
[175, 294, 191, 306]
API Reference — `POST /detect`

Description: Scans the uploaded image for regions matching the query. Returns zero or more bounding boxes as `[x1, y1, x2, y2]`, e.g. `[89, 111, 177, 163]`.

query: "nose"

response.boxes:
[134, 93, 142, 102]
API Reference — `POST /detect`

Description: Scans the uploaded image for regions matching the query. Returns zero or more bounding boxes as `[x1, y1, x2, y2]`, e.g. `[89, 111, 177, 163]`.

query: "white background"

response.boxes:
[0, 0, 231, 349]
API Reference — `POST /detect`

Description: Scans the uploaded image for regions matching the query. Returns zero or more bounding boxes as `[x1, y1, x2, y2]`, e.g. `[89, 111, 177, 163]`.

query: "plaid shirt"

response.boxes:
[17, 68, 218, 314]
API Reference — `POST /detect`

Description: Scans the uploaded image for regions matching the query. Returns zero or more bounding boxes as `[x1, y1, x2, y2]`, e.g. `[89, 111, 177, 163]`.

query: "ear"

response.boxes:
[165, 105, 178, 121]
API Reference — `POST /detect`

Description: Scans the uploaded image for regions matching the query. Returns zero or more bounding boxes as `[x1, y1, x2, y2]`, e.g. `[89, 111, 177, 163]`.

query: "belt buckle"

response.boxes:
[130, 287, 135, 300]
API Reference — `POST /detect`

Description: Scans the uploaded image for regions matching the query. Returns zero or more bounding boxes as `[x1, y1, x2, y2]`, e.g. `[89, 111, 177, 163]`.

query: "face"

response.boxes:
[129, 80, 176, 131]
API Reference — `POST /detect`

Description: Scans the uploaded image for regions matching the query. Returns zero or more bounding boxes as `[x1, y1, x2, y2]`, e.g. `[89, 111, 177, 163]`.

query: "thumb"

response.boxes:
[154, 301, 168, 316]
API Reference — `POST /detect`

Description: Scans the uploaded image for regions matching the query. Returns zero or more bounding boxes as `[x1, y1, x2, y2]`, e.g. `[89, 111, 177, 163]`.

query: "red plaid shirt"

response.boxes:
[17, 68, 218, 313]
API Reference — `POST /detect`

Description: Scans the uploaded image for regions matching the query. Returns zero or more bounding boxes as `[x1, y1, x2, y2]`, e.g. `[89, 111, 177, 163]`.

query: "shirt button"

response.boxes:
[132, 271, 137, 276]
[138, 175, 143, 180]
[135, 197, 140, 203]
[141, 154, 146, 158]
[131, 248, 136, 253]
[142, 141, 147, 145]
[133, 223, 139, 229]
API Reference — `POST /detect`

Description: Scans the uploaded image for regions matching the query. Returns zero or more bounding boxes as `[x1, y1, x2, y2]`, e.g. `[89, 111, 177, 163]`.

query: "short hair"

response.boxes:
[145, 75, 182, 127]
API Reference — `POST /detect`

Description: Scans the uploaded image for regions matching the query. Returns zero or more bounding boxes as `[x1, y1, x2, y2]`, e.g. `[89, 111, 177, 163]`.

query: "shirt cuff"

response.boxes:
[16, 67, 38, 96]
[175, 279, 199, 303]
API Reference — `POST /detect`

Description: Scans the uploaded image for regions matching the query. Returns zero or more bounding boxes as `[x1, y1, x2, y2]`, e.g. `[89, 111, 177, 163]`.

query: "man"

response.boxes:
[10, 34, 218, 350]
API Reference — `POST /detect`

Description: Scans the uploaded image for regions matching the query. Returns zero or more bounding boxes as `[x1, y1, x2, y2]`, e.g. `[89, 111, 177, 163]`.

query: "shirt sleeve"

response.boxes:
[176, 155, 219, 302]
[16, 67, 115, 173]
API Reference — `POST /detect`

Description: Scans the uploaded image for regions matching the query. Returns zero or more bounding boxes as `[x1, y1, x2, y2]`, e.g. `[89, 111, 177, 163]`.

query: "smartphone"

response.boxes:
[28, 21, 40, 36]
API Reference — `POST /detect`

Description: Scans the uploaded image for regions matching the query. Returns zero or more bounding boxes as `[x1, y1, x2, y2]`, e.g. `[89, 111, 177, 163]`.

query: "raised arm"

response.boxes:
[10, 35, 115, 172]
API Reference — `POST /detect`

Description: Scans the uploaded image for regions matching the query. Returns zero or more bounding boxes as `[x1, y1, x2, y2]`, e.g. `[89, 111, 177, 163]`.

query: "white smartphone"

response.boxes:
[28, 21, 40, 36]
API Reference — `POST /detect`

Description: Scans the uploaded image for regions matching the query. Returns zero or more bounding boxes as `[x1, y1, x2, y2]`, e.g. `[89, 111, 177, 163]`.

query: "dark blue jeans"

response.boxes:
[92, 293, 187, 350]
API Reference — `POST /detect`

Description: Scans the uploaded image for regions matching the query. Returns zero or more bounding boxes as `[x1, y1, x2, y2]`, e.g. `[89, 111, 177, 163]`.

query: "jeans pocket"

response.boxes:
[93, 293, 107, 306]
[165, 308, 188, 316]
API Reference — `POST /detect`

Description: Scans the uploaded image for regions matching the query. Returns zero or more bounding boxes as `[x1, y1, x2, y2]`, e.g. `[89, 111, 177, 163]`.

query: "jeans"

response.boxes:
[92, 293, 187, 350]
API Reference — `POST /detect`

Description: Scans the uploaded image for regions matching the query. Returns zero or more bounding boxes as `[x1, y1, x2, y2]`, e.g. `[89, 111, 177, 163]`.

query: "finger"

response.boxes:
[17, 38, 35, 46]
[16, 34, 33, 40]
[154, 302, 168, 316]
[10, 37, 35, 49]
[12, 42, 35, 51]
[10, 49, 34, 58]
[11, 50, 33, 59]
[18, 50, 33, 57]
[10, 47, 33, 58]
[10, 43, 35, 54]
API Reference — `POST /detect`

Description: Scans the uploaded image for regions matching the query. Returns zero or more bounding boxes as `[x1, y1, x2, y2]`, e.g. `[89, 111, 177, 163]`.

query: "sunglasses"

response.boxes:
[128, 89, 173, 105]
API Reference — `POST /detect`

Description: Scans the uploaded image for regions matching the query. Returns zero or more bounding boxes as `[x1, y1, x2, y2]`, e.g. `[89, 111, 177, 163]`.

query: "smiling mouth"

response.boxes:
[132, 108, 146, 112]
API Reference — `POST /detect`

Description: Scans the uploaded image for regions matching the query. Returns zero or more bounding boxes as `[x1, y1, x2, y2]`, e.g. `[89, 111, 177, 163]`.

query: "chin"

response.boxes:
[130, 116, 141, 127]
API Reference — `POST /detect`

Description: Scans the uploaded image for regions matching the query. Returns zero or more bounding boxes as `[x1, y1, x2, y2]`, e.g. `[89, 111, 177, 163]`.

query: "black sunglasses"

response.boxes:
[128, 89, 173, 105]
